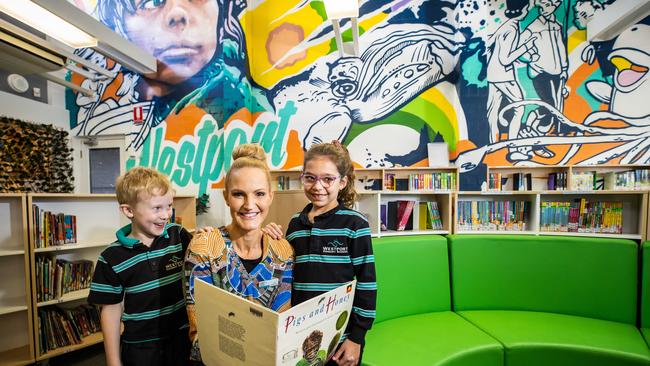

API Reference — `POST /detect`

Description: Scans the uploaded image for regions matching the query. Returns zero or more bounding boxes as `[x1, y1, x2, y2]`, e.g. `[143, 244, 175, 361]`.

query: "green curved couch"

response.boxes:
[362, 235, 650, 366]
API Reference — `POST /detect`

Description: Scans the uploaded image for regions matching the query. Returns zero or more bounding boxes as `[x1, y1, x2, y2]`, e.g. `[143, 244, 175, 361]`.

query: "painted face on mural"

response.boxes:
[536, 0, 560, 18]
[124, 0, 219, 89]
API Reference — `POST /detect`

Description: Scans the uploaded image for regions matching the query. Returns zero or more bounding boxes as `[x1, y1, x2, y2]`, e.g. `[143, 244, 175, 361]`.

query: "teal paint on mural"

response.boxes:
[577, 68, 607, 111]
[462, 49, 488, 88]
[126, 102, 296, 194]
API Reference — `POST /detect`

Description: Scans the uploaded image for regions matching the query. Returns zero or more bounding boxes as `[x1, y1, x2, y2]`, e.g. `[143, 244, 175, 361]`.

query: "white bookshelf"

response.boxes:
[0, 194, 34, 366]
[454, 190, 648, 240]
[455, 191, 540, 235]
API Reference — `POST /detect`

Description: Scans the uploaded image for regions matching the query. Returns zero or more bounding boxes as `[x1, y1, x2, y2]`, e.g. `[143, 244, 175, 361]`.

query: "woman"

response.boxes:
[184, 143, 294, 363]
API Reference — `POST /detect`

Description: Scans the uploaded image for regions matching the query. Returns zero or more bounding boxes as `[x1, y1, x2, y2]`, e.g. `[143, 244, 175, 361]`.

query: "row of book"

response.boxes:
[572, 172, 606, 191]
[457, 200, 531, 231]
[614, 169, 650, 190]
[488, 172, 569, 191]
[380, 200, 443, 231]
[540, 200, 623, 234]
[384, 173, 456, 191]
[32, 204, 77, 248]
[36, 257, 94, 302]
[38, 305, 101, 355]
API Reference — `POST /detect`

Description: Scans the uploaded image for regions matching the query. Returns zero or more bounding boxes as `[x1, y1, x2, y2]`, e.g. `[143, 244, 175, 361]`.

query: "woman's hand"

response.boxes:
[331, 339, 361, 366]
[195, 226, 216, 234]
[261, 222, 284, 240]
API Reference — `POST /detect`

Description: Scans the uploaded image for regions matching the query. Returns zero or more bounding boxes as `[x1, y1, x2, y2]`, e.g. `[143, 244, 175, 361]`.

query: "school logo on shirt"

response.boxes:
[323, 240, 348, 254]
[165, 255, 183, 271]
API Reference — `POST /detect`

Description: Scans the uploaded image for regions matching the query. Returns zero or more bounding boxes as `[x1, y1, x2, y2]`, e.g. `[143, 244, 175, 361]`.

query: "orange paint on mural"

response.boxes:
[449, 139, 477, 160]
[565, 62, 599, 123]
[164, 104, 206, 143]
[224, 108, 258, 128]
[282, 130, 304, 169]
[103, 73, 123, 101]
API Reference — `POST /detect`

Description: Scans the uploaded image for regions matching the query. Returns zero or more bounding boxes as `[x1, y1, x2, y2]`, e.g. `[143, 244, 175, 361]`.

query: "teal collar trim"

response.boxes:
[116, 224, 140, 248]
[116, 223, 175, 248]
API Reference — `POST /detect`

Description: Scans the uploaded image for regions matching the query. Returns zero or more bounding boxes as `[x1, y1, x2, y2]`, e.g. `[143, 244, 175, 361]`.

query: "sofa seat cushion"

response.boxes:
[642, 328, 650, 348]
[363, 311, 503, 366]
[459, 310, 650, 366]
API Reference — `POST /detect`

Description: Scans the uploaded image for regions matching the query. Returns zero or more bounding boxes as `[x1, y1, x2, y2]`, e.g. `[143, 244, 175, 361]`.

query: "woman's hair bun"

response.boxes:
[232, 143, 267, 162]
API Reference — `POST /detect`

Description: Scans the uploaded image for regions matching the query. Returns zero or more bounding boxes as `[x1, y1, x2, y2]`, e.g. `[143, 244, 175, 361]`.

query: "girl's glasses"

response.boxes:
[300, 174, 341, 188]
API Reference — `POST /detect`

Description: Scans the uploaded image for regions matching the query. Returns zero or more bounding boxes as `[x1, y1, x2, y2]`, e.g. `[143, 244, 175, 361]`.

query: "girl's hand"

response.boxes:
[331, 339, 361, 366]
[261, 222, 284, 240]
[196, 226, 216, 234]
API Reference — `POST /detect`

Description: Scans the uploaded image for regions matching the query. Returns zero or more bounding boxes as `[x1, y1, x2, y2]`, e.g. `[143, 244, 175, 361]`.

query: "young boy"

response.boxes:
[88, 167, 193, 366]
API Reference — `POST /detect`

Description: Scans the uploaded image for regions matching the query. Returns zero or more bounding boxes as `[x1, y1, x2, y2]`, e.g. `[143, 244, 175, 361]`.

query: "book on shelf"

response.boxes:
[380, 204, 387, 231]
[457, 200, 530, 231]
[386, 201, 414, 231]
[36, 257, 94, 302]
[614, 168, 650, 190]
[540, 200, 623, 234]
[384, 173, 396, 190]
[397, 200, 415, 230]
[38, 304, 101, 355]
[32, 204, 77, 248]
[488, 173, 502, 191]
[512, 173, 532, 191]
[547, 172, 568, 190]
[407, 172, 456, 191]
[414, 201, 443, 230]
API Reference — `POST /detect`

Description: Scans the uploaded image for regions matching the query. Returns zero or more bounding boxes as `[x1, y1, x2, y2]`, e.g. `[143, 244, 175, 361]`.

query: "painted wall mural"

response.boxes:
[67, 0, 650, 194]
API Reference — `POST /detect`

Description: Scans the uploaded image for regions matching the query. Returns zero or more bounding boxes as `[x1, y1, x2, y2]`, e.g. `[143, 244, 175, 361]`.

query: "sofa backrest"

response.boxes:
[642, 241, 650, 329]
[373, 235, 450, 323]
[448, 235, 638, 325]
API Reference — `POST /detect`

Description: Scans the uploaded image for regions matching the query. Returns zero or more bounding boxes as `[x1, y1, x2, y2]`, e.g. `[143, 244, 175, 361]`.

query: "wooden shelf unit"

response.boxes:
[267, 168, 457, 237]
[27, 193, 196, 360]
[0, 194, 34, 366]
[487, 164, 650, 192]
[454, 190, 648, 240]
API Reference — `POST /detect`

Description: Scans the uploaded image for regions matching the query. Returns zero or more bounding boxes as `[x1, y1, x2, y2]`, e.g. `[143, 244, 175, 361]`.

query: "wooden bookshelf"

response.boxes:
[538, 191, 647, 240]
[26, 193, 196, 360]
[487, 164, 650, 192]
[0, 345, 33, 366]
[454, 191, 539, 235]
[35, 332, 103, 361]
[0, 194, 34, 365]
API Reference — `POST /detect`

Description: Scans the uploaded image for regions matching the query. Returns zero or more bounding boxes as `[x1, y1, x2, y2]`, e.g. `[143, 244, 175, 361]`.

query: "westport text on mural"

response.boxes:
[128, 102, 297, 194]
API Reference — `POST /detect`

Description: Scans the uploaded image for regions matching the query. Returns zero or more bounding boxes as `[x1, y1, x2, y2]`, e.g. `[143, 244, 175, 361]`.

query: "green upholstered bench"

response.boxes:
[642, 241, 650, 347]
[448, 235, 650, 366]
[363, 235, 503, 366]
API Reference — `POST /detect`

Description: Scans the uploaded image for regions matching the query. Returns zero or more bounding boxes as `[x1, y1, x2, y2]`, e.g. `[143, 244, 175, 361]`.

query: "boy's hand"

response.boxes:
[261, 222, 284, 240]
[196, 226, 216, 234]
[332, 339, 361, 366]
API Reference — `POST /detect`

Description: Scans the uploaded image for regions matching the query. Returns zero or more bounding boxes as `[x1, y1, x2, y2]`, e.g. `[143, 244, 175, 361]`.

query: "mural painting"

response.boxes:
[66, 0, 650, 193]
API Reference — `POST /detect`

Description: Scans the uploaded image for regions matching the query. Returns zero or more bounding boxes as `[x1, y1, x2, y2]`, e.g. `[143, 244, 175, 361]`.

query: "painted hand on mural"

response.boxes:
[272, 22, 461, 150]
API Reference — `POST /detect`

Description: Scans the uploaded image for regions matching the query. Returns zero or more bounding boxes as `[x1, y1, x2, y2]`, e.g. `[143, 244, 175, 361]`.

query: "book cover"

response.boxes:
[397, 201, 415, 231]
[386, 201, 399, 230]
[194, 279, 356, 366]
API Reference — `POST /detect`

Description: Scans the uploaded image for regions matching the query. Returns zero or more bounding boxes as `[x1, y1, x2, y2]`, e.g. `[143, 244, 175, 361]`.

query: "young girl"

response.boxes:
[272, 141, 376, 366]
[184, 143, 294, 363]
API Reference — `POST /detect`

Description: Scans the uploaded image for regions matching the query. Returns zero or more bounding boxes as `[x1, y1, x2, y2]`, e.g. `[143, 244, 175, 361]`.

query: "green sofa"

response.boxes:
[363, 234, 650, 366]
[642, 241, 650, 347]
[450, 235, 649, 366]
[363, 235, 503, 366]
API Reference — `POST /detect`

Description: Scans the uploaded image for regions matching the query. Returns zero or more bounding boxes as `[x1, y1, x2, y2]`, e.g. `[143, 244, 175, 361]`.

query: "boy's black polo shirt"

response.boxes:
[88, 223, 192, 343]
